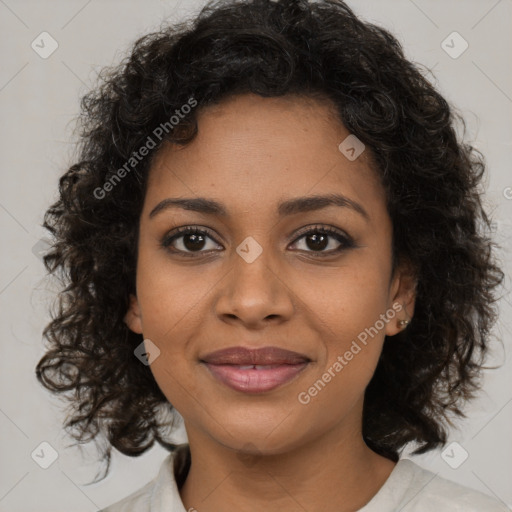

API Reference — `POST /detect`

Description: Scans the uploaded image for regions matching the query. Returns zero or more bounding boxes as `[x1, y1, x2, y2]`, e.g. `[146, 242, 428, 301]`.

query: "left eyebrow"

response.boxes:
[148, 193, 369, 221]
[277, 193, 369, 221]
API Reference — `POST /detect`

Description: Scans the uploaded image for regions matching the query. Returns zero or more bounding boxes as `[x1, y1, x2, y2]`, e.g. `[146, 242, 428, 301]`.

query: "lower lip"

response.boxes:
[202, 363, 309, 393]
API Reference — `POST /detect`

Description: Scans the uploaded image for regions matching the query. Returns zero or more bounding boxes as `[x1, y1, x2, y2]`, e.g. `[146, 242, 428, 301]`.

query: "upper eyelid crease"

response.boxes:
[148, 193, 369, 221]
[162, 225, 354, 254]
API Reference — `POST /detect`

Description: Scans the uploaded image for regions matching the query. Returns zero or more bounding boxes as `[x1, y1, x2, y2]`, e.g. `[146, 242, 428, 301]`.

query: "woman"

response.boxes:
[35, 0, 508, 510]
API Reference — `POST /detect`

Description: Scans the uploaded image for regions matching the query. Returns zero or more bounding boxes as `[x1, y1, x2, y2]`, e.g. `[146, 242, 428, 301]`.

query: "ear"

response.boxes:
[124, 293, 143, 334]
[385, 259, 417, 337]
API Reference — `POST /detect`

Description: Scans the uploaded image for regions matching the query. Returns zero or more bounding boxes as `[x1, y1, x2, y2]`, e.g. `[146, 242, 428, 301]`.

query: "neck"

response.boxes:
[179, 411, 396, 512]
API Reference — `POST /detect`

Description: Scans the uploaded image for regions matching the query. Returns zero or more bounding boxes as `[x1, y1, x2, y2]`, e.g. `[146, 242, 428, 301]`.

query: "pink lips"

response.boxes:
[200, 346, 311, 394]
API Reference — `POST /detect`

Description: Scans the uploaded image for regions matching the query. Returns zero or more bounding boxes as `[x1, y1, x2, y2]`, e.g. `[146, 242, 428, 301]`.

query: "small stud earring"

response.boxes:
[398, 319, 410, 329]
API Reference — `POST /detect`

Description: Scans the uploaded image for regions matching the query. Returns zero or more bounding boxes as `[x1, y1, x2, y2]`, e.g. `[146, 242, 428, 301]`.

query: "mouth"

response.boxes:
[199, 346, 311, 394]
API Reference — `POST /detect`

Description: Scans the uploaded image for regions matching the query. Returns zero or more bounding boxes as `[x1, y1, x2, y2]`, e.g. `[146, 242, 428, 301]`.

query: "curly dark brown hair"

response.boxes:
[35, 0, 504, 483]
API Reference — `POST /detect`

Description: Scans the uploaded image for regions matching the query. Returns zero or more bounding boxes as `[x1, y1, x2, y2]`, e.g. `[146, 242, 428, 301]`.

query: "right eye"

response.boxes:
[161, 226, 223, 256]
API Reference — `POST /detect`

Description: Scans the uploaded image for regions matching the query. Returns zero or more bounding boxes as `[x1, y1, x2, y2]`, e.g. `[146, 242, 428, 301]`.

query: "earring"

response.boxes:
[398, 319, 410, 329]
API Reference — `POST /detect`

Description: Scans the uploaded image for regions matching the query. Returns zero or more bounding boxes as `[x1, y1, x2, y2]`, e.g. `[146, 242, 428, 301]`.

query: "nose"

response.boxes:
[214, 245, 295, 329]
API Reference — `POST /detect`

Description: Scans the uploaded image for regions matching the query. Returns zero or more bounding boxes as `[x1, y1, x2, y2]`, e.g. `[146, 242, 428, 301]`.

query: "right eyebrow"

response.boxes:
[149, 198, 227, 219]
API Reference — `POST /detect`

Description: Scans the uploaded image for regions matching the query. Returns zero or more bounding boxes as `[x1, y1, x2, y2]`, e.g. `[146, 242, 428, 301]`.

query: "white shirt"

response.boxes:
[100, 444, 510, 511]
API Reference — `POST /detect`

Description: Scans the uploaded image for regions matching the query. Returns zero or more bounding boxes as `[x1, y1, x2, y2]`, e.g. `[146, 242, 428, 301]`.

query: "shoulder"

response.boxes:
[394, 459, 510, 512]
[99, 445, 190, 512]
[99, 478, 154, 512]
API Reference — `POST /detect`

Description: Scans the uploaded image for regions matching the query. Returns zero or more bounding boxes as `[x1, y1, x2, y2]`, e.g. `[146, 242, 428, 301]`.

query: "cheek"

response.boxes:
[135, 251, 218, 340]
[294, 254, 391, 384]
[134, 251, 217, 412]
[295, 254, 392, 336]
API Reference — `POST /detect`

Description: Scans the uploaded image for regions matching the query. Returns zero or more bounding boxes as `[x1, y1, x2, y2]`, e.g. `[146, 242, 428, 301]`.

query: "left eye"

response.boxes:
[290, 226, 355, 254]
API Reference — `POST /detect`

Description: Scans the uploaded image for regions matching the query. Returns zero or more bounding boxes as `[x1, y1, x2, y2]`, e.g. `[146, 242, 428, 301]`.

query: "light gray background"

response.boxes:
[0, 0, 511, 510]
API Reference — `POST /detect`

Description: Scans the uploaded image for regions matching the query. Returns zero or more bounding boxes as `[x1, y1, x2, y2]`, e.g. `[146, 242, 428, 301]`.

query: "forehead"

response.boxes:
[144, 93, 385, 220]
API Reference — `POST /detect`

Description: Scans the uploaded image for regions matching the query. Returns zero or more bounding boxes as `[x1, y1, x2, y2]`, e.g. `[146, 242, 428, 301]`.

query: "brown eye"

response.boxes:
[161, 227, 222, 255]
[304, 232, 329, 251]
[290, 226, 355, 255]
[181, 232, 207, 251]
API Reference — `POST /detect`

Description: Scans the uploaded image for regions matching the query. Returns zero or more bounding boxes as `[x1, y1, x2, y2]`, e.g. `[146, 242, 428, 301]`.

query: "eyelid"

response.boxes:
[161, 225, 223, 253]
[291, 223, 351, 242]
[288, 224, 355, 253]
[161, 223, 355, 255]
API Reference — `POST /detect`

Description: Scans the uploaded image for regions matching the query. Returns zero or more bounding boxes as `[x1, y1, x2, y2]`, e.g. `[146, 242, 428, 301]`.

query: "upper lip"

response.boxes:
[200, 346, 311, 365]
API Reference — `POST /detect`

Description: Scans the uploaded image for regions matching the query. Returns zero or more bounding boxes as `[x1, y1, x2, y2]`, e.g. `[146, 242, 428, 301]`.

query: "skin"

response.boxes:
[125, 93, 416, 512]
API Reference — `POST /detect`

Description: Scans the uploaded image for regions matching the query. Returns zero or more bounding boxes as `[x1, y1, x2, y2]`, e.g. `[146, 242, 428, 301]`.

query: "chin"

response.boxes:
[208, 419, 308, 456]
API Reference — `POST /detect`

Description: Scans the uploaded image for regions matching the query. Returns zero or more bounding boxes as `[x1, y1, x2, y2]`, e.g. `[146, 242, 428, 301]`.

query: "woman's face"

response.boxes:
[125, 93, 415, 455]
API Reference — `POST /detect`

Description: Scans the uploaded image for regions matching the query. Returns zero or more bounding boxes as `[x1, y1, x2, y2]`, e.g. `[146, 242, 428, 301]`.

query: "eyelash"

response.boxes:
[161, 224, 356, 258]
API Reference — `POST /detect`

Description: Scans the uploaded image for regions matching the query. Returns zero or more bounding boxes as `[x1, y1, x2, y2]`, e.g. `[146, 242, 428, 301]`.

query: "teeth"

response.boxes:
[237, 365, 278, 370]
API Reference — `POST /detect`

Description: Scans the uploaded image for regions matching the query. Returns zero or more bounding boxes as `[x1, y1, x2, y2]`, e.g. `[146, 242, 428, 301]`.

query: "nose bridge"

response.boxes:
[214, 235, 294, 326]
